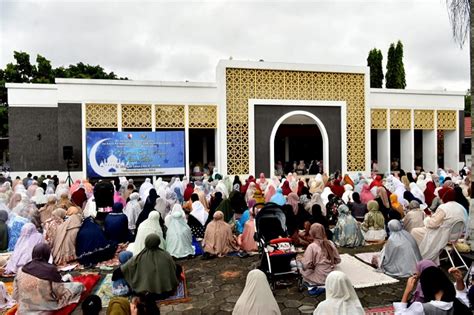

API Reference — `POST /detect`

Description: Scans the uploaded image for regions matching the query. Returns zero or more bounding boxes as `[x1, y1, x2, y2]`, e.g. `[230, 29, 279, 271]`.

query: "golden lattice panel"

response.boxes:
[371, 109, 387, 129]
[414, 110, 434, 129]
[85, 103, 117, 128]
[226, 68, 366, 174]
[121, 104, 152, 128]
[188, 105, 217, 128]
[155, 105, 185, 128]
[390, 109, 411, 129]
[437, 110, 457, 130]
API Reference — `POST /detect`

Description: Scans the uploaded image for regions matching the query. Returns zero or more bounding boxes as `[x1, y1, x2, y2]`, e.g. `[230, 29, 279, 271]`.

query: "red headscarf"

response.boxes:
[297, 181, 305, 196]
[183, 183, 194, 201]
[441, 188, 456, 203]
[369, 175, 383, 190]
[330, 179, 345, 198]
[424, 181, 436, 206]
[281, 180, 291, 196]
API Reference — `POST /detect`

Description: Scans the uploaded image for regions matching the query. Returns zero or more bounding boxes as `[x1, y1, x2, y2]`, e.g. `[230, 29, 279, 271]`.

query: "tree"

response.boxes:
[367, 48, 384, 88]
[0, 51, 128, 137]
[385, 41, 406, 89]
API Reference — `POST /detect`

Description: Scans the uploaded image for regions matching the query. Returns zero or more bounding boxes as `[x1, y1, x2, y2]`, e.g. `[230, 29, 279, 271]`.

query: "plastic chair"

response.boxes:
[442, 220, 469, 270]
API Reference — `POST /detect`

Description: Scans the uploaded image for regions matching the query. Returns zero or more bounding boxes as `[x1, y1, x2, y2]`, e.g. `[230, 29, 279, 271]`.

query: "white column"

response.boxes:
[377, 129, 390, 174]
[284, 137, 290, 162]
[184, 105, 190, 179]
[400, 130, 414, 171]
[202, 136, 208, 164]
[444, 130, 459, 170]
[117, 104, 122, 132]
[422, 130, 437, 172]
[81, 102, 87, 178]
[151, 105, 156, 184]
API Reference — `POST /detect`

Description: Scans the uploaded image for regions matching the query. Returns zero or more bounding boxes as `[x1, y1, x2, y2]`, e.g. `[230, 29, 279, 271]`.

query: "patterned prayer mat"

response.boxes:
[158, 270, 191, 305]
[365, 305, 395, 314]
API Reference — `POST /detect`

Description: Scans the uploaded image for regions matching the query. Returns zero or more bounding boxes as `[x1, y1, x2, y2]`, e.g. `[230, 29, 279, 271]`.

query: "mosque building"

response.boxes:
[6, 60, 465, 179]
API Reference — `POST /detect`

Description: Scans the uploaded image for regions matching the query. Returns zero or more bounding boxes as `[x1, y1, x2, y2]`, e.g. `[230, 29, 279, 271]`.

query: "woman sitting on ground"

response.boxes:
[232, 269, 281, 315]
[373, 220, 421, 278]
[299, 223, 341, 286]
[394, 266, 471, 314]
[332, 204, 364, 248]
[128, 211, 165, 255]
[165, 204, 195, 258]
[403, 200, 425, 233]
[237, 207, 258, 252]
[0, 210, 8, 251]
[76, 216, 117, 267]
[43, 208, 66, 247]
[389, 193, 404, 220]
[121, 234, 180, 298]
[188, 193, 208, 239]
[360, 200, 387, 242]
[104, 202, 131, 244]
[313, 270, 364, 315]
[13, 243, 84, 313]
[203, 211, 238, 257]
[5, 223, 44, 274]
[52, 206, 82, 265]
[347, 192, 366, 222]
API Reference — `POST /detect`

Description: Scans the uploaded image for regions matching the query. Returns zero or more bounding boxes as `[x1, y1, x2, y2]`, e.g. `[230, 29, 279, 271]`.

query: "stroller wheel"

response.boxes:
[270, 279, 276, 291]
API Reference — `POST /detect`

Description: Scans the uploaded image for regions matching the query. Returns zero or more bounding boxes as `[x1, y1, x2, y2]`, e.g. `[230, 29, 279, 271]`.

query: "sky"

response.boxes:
[0, 0, 470, 91]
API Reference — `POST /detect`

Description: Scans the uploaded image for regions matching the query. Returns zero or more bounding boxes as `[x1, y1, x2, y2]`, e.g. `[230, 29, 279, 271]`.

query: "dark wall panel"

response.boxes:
[9, 107, 58, 171]
[57, 103, 83, 171]
[254, 105, 341, 175]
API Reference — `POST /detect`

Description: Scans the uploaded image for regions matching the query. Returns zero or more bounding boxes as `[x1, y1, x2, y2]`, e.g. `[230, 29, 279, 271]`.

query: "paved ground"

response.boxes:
[7, 243, 411, 314]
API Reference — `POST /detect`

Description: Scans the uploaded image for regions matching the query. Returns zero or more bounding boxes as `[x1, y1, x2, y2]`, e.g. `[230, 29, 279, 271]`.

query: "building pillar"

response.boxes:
[400, 129, 414, 171]
[284, 137, 290, 162]
[444, 130, 459, 170]
[422, 130, 437, 172]
[377, 129, 390, 174]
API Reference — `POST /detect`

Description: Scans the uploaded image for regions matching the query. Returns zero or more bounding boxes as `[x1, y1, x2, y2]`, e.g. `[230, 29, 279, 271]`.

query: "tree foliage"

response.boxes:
[385, 41, 406, 89]
[446, 0, 470, 48]
[367, 48, 384, 88]
[0, 51, 127, 137]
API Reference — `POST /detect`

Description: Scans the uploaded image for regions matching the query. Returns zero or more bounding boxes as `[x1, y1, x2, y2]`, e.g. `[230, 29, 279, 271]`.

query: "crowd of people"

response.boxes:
[0, 168, 472, 314]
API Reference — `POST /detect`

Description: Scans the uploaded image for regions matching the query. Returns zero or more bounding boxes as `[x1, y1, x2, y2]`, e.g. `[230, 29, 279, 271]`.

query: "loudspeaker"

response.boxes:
[63, 146, 73, 160]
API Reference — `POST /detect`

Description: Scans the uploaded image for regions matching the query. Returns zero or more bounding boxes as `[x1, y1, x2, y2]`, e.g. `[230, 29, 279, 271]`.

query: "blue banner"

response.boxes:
[86, 131, 185, 177]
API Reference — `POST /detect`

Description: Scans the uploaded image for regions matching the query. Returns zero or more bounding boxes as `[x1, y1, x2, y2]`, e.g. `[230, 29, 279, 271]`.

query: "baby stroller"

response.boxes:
[254, 202, 303, 290]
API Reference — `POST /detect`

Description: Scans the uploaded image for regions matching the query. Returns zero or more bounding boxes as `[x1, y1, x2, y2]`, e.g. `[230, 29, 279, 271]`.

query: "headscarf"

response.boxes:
[412, 259, 436, 302]
[359, 184, 374, 204]
[265, 185, 276, 203]
[286, 193, 299, 215]
[138, 178, 153, 202]
[363, 201, 385, 230]
[130, 211, 165, 255]
[369, 175, 383, 190]
[51, 213, 82, 265]
[379, 220, 421, 278]
[424, 181, 436, 206]
[309, 223, 338, 265]
[305, 192, 325, 216]
[107, 297, 131, 315]
[190, 200, 209, 226]
[313, 271, 364, 315]
[76, 217, 117, 266]
[332, 205, 364, 248]
[71, 187, 88, 209]
[401, 176, 410, 189]
[22, 243, 62, 282]
[5, 223, 44, 274]
[209, 192, 223, 219]
[135, 189, 158, 231]
[409, 182, 425, 204]
[183, 183, 194, 201]
[122, 234, 178, 295]
[165, 204, 194, 258]
[233, 269, 281, 315]
[123, 192, 142, 231]
[441, 188, 456, 203]
[403, 191, 422, 205]
[454, 186, 469, 210]
[390, 193, 401, 210]
[269, 188, 286, 206]
[281, 181, 291, 196]
[202, 211, 238, 256]
[330, 179, 345, 198]
[215, 198, 234, 223]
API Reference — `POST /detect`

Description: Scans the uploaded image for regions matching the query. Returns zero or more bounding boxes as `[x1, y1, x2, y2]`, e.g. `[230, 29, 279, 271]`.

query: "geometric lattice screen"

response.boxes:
[85, 103, 118, 128]
[155, 105, 185, 128]
[122, 104, 152, 128]
[414, 110, 434, 129]
[225, 68, 366, 174]
[390, 109, 411, 129]
[188, 105, 217, 128]
[437, 110, 457, 130]
[371, 109, 387, 129]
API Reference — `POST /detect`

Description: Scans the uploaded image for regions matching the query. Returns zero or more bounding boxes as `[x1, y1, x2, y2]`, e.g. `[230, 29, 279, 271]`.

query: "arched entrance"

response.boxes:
[270, 110, 329, 176]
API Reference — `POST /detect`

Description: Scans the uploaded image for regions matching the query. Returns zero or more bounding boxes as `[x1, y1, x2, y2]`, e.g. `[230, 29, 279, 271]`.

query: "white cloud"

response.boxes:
[0, 0, 469, 91]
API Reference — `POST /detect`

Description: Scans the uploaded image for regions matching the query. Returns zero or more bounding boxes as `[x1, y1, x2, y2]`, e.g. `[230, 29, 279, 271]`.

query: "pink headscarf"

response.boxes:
[287, 193, 299, 215]
[5, 223, 44, 274]
[360, 184, 374, 204]
[265, 185, 276, 203]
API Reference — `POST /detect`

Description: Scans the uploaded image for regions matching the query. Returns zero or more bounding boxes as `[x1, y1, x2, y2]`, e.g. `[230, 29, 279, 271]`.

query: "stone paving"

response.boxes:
[159, 243, 407, 314]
